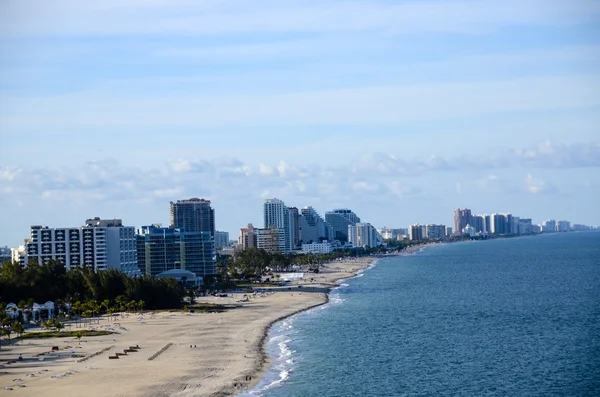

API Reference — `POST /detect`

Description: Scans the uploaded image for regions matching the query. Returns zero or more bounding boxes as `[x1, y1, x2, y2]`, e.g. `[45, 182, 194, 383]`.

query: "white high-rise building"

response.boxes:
[19, 218, 138, 274]
[299, 206, 332, 243]
[214, 231, 230, 248]
[542, 220, 556, 233]
[556, 220, 571, 232]
[263, 199, 294, 252]
[348, 223, 382, 248]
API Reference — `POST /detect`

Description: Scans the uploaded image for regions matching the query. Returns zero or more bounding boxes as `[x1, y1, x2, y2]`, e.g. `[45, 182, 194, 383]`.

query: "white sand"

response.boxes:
[0, 257, 376, 397]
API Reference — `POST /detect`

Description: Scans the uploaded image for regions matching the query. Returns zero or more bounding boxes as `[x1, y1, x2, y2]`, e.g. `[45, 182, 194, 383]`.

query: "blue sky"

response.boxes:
[1, 0, 599, 246]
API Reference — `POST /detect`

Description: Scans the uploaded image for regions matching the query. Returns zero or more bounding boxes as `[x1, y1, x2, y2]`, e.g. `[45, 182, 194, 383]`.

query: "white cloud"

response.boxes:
[0, 167, 21, 181]
[526, 173, 558, 194]
[258, 163, 274, 175]
[153, 187, 185, 198]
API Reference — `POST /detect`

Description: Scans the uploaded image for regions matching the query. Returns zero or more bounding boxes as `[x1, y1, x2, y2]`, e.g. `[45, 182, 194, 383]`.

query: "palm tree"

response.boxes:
[54, 320, 64, 332]
[126, 301, 137, 313]
[101, 299, 111, 314]
[0, 327, 11, 349]
[115, 295, 126, 314]
[12, 322, 24, 338]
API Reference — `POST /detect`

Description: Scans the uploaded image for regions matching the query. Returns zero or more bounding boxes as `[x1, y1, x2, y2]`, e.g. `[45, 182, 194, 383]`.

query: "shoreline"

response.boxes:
[236, 244, 438, 395]
[0, 257, 377, 397]
[233, 257, 378, 396]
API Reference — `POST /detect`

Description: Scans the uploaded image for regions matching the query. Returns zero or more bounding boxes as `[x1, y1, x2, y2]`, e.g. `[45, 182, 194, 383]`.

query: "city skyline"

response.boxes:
[4, 196, 593, 249]
[1, 1, 599, 246]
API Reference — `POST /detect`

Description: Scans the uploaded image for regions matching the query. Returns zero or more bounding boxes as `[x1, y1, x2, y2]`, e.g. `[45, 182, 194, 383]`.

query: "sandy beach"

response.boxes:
[0, 256, 379, 397]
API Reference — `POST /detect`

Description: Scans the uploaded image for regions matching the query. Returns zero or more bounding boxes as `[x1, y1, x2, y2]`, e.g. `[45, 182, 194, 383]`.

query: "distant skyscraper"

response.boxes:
[263, 198, 293, 252]
[288, 207, 301, 248]
[299, 206, 332, 243]
[490, 213, 509, 235]
[556, 220, 571, 232]
[214, 231, 229, 248]
[409, 224, 425, 241]
[471, 215, 485, 233]
[170, 198, 215, 237]
[348, 223, 381, 248]
[325, 209, 361, 242]
[454, 208, 472, 234]
[425, 224, 446, 240]
[518, 218, 533, 235]
[542, 220, 556, 233]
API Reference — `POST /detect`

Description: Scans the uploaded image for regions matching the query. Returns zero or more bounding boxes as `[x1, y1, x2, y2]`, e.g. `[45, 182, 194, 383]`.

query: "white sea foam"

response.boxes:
[242, 260, 378, 395]
[238, 322, 296, 396]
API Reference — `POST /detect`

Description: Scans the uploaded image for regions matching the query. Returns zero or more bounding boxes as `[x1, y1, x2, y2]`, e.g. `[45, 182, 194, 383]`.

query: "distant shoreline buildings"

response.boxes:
[6, 199, 597, 281]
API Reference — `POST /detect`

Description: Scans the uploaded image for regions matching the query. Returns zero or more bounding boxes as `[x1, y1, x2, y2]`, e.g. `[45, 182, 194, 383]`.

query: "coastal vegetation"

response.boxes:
[0, 260, 185, 309]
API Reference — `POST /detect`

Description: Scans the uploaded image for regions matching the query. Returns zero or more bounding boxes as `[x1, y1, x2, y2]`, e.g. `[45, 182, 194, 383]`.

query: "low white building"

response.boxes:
[462, 225, 476, 237]
[302, 241, 334, 254]
[156, 269, 202, 287]
[5, 301, 55, 322]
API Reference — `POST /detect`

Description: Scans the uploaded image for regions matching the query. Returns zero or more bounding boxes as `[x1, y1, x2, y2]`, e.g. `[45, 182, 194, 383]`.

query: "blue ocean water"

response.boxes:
[241, 233, 600, 397]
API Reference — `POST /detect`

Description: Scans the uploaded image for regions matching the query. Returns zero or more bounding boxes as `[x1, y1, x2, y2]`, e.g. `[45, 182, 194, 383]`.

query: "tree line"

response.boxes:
[0, 260, 184, 310]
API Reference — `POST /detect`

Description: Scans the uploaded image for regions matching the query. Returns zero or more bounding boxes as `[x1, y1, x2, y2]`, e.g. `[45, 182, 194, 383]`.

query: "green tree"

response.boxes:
[12, 321, 24, 338]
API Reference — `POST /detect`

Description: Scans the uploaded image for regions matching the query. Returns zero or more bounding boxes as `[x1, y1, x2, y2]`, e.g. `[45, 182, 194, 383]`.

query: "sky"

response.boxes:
[1, 0, 599, 246]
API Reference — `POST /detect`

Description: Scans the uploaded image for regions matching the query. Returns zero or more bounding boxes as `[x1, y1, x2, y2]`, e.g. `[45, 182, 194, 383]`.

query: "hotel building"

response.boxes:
[18, 218, 138, 274]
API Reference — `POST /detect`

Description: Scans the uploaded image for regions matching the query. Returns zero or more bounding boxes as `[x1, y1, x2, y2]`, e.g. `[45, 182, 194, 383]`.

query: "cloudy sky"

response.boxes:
[1, 0, 599, 246]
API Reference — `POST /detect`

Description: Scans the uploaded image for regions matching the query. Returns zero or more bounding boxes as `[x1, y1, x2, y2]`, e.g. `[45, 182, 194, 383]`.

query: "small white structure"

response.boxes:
[279, 273, 304, 282]
[156, 269, 202, 287]
[4, 303, 20, 319]
[4, 301, 55, 322]
[302, 241, 333, 254]
[32, 301, 55, 321]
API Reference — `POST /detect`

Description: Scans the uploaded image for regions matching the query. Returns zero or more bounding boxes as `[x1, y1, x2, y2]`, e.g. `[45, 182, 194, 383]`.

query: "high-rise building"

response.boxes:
[454, 208, 472, 235]
[20, 218, 138, 274]
[136, 225, 215, 277]
[471, 215, 485, 233]
[445, 226, 453, 236]
[238, 224, 258, 249]
[348, 223, 381, 248]
[409, 224, 425, 241]
[256, 227, 287, 253]
[504, 213, 514, 235]
[490, 213, 509, 235]
[325, 209, 361, 242]
[542, 220, 556, 233]
[483, 215, 491, 234]
[299, 206, 332, 243]
[556, 220, 571, 232]
[214, 231, 230, 249]
[263, 198, 294, 252]
[288, 207, 301, 248]
[518, 218, 533, 235]
[170, 198, 215, 238]
[425, 224, 446, 240]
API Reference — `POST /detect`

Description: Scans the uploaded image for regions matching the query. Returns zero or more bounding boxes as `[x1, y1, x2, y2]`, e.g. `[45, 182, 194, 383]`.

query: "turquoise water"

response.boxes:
[241, 233, 600, 396]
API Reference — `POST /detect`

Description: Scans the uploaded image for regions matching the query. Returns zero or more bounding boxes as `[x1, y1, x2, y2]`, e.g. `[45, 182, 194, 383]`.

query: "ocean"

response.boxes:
[240, 232, 600, 396]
